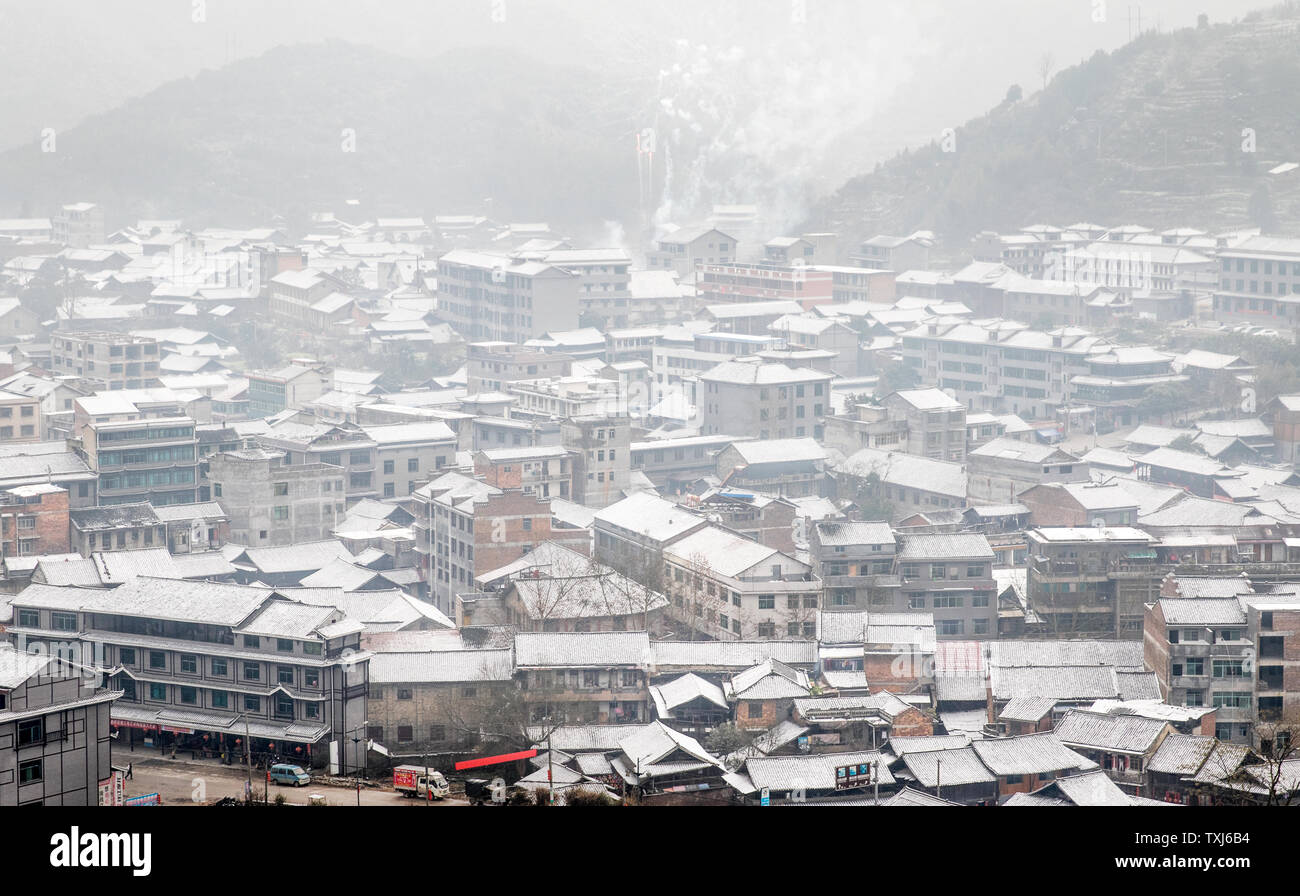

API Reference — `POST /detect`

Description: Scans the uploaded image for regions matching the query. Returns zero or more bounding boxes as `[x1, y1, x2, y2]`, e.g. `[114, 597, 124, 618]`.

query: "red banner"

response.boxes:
[454, 749, 538, 770]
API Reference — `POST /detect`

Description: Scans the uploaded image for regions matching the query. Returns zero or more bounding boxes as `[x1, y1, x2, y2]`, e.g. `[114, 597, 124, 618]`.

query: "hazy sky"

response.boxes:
[0, 0, 1279, 229]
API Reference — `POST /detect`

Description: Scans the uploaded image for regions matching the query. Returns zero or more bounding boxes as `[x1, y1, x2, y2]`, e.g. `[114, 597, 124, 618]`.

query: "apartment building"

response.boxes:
[697, 360, 832, 440]
[0, 389, 41, 444]
[647, 227, 737, 278]
[966, 438, 1089, 504]
[809, 520, 900, 613]
[1069, 346, 1186, 431]
[514, 632, 650, 726]
[0, 442, 97, 508]
[473, 446, 574, 501]
[807, 265, 896, 304]
[561, 415, 631, 509]
[533, 248, 631, 328]
[465, 342, 574, 393]
[51, 332, 161, 391]
[0, 484, 70, 560]
[1212, 235, 1300, 325]
[696, 262, 833, 311]
[413, 471, 588, 616]
[79, 409, 199, 507]
[661, 524, 821, 641]
[882, 389, 967, 462]
[630, 434, 748, 490]
[246, 364, 329, 418]
[901, 319, 1110, 420]
[1027, 527, 1160, 638]
[7, 577, 370, 770]
[436, 250, 581, 342]
[254, 420, 377, 505]
[713, 438, 827, 498]
[361, 422, 457, 499]
[52, 202, 105, 248]
[851, 233, 933, 272]
[768, 314, 860, 377]
[0, 643, 119, 806]
[206, 448, 345, 546]
[895, 533, 996, 639]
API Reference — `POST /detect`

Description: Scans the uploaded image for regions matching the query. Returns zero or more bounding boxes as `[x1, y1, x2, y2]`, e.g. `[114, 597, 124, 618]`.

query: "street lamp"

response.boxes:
[344, 721, 369, 807]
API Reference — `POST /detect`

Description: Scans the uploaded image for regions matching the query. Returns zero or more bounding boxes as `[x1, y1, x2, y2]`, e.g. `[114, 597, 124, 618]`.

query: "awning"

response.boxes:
[1126, 550, 1157, 559]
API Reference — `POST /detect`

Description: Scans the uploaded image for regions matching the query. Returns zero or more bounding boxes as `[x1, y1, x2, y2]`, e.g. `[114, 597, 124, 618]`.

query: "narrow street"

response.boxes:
[122, 756, 469, 807]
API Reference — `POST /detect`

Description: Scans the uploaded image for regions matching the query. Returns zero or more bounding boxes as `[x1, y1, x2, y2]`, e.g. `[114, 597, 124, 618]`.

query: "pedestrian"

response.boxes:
[126, 762, 133, 780]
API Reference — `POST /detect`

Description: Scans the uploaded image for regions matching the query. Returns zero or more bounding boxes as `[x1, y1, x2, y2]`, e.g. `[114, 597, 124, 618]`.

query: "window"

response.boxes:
[303, 642, 322, 656]
[397, 725, 414, 743]
[243, 635, 260, 649]
[149, 683, 166, 701]
[243, 662, 260, 681]
[180, 654, 197, 674]
[757, 622, 776, 638]
[278, 666, 294, 684]
[275, 694, 293, 718]
[273, 482, 289, 496]
[384, 460, 395, 475]
[19, 759, 42, 784]
[211, 691, 228, 709]
[747, 702, 764, 718]
[51, 612, 77, 632]
[397, 688, 413, 700]
[277, 638, 294, 652]
[273, 506, 289, 520]
[304, 669, 320, 688]
[758, 595, 775, 610]
[17, 718, 43, 746]
[244, 695, 260, 712]
[120, 647, 136, 666]
[149, 651, 166, 670]
[938, 619, 964, 636]
[931, 564, 947, 579]
[211, 658, 228, 676]
[180, 686, 197, 705]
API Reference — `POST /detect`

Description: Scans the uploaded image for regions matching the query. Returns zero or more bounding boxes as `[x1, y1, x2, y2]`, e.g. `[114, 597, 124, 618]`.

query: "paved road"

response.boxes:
[123, 756, 468, 806]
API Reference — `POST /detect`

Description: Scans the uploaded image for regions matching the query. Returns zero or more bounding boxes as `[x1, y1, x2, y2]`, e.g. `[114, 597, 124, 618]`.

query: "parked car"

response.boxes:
[269, 763, 311, 787]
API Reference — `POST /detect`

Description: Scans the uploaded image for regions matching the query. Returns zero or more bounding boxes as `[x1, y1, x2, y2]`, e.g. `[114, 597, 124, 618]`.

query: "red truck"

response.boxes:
[393, 765, 450, 800]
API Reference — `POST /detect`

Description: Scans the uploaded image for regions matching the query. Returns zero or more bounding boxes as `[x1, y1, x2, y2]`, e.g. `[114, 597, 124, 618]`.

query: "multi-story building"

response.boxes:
[206, 448, 345, 546]
[697, 360, 832, 441]
[767, 314, 860, 377]
[514, 632, 650, 725]
[530, 248, 631, 329]
[696, 262, 834, 311]
[413, 471, 588, 616]
[0, 642, 119, 806]
[1212, 235, 1300, 325]
[1027, 527, 1160, 638]
[361, 422, 457, 500]
[966, 438, 1089, 505]
[882, 389, 967, 462]
[895, 533, 996, 639]
[465, 342, 574, 394]
[436, 250, 581, 342]
[647, 227, 738, 278]
[629, 434, 748, 490]
[809, 520, 900, 613]
[624, 270, 697, 325]
[69, 503, 164, 555]
[0, 442, 97, 508]
[808, 265, 896, 304]
[78, 406, 199, 507]
[254, 420, 377, 505]
[7, 577, 370, 770]
[0, 388, 42, 444]
[561, 415, 631, 509]
[473, 446, 575, 501]
[1070, 346, 1187, 432]
[851, 233, 933, 272]
[246, 364, 329, 418]
[0, 484, 70, 560]
[713, 438, 827, 498]
[50, 332, 161, 392]
[52, 202, 105, 248]
[901, 319, 1110, 420]
[661, 524, 820, 641]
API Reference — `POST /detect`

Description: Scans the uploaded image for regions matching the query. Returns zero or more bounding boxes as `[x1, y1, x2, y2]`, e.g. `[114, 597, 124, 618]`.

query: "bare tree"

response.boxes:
[1038, 52, 1054, 92]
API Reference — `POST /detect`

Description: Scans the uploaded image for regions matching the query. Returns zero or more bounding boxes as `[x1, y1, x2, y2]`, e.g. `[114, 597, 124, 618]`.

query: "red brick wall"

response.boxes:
[0, 489, 70, 556]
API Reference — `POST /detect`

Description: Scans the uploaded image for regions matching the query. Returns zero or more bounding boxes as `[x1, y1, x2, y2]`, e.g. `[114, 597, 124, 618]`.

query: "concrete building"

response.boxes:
[78, 408, 199, 507]
[7, 577, 369, 771]
[1211, 235, 1300, 325]
[473, 446, 574, 501]
[697, 262, 833, 311]
[809, 520, 900, 613]
[0, 642, 119, 806]
[1028, 527, 1160, 638]
[966, 438, 1088, 505]
[436, 249, 581, 342]
[51, 332, 161, 392]
[361, 422, 457, 500]
[253, 420, 378, 505]
[246, 364, 329, 418]
[882, 389, 967, 462]
[895, 533, 996, 639]
[697, 360, 832, 441]
[465, 342, 574, 394]
[851, 233, 933, 272]
[713, 438, 827, 498]
[901, 319, 1110, 420]
[207, 448, 345, 546]
[52, 202, 105, 249]
[413, 472, 588, 616]
[647, 227, 737, 278]
[0, 389, 42, 444]
[561, 415, 631, 509]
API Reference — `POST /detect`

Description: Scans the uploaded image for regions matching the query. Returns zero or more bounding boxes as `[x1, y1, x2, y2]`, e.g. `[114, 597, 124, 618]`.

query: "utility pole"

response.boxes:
[547, 723, 555, 806]
[243, 714, 252, 804]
